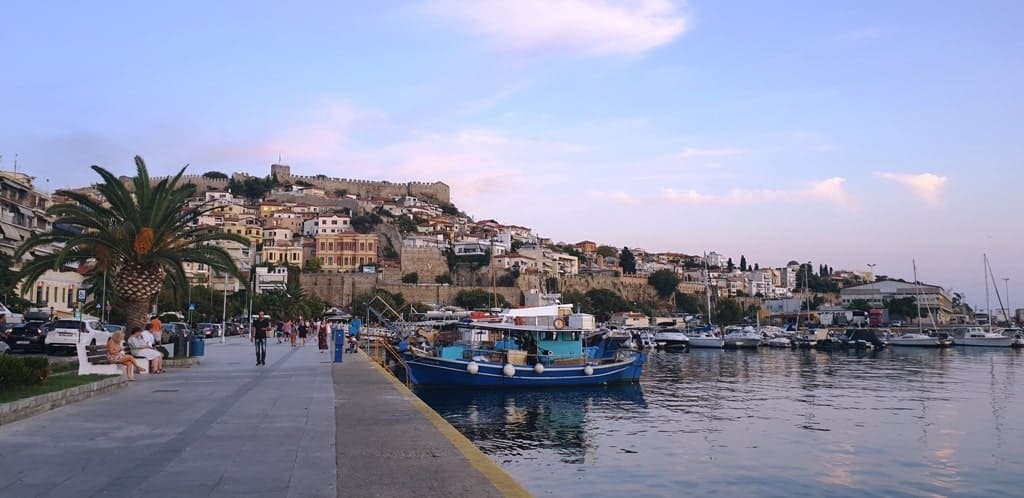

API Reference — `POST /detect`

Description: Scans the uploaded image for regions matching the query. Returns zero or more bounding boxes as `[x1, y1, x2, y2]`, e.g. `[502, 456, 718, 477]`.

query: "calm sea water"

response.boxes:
[417, 348, 1024, 497]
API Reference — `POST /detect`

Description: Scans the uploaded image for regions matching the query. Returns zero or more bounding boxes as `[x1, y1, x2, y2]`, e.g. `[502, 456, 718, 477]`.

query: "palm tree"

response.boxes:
[15, 156, 250, 330]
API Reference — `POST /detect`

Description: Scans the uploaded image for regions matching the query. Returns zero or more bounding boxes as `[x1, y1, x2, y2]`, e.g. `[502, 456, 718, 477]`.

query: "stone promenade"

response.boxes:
[0, 335, 528, 498]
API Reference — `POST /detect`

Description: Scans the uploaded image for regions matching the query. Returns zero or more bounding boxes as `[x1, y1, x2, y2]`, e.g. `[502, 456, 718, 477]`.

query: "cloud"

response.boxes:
[423, 0, 688, 56]
[673, 147, 744, 159]
[874, 172, 949, 206]
[660, 177, 855, 206]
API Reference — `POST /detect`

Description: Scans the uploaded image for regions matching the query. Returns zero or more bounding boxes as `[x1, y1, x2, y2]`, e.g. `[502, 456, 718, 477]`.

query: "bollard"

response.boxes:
[334, 328, 345, 363]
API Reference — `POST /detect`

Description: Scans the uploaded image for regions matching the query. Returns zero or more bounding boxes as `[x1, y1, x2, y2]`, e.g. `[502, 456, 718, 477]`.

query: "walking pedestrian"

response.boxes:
[253, 311, 270, 366]
[298, 320, 309, 347]
[318, 321, 329, 353]
[286, 320, 296, 347]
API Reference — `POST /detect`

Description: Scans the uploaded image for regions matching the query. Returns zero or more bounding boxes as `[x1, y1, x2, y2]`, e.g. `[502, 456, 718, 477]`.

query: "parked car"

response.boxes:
[0, 340, 9, 355]
[4, 322, 50, 353]
[0, 302, 24, 325]
[162, 322, 191, 344]
[195, 323, 221, 338]
[103, 324, 126, 334]
[44, 319, 110, 355]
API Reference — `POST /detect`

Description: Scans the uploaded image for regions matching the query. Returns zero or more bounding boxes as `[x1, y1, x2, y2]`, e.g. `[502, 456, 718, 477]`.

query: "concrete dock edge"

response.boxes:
[363, 354, 532, 498]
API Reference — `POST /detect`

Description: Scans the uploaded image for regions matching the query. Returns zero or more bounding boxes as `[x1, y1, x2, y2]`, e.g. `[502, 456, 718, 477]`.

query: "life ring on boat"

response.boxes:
[514, 317, 525, 326]
[553, 318, 566, 330]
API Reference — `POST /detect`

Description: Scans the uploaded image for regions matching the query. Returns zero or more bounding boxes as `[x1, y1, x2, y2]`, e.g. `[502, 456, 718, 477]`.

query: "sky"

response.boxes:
[2, 1, 1023, 310]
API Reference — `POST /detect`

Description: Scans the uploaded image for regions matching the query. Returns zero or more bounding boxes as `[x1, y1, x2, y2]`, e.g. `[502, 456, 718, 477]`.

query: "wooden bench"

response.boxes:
[77, 343, 148, 376]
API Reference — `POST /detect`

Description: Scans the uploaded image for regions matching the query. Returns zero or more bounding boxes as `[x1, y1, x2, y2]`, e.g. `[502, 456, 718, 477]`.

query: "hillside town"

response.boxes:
[0, 163, 1016, 329]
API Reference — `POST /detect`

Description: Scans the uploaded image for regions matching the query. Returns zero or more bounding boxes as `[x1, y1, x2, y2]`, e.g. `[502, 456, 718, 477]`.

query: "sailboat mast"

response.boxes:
[704, 253, 713, 327]
[984, 254, 991, 333]
[913, 260, 923, 334]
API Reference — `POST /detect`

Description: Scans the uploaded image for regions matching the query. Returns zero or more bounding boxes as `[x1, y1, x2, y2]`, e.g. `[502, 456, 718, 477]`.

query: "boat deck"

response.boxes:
[334, 352, 530, 497]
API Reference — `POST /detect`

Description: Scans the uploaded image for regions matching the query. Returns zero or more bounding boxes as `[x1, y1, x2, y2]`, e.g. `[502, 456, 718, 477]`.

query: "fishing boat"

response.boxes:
[401, 305, 647, 388]
[722, 326, 761, 349]
[951, 326, 1014, 347]
[653, 328, 690, 350]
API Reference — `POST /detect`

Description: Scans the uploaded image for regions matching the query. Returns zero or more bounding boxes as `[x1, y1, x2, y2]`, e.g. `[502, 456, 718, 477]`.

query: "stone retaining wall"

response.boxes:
[0, 376, 126, 426]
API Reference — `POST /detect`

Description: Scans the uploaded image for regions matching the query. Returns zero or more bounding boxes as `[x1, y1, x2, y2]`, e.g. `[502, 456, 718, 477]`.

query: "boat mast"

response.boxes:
[913, 260, 923, 334]
[984, 254, 991, 333]
[704, 253, 713, 327]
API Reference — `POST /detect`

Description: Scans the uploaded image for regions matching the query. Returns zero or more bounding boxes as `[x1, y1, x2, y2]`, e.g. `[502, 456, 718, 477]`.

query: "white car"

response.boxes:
[44, 319, 111, 355]
[0, 302, 24, 325]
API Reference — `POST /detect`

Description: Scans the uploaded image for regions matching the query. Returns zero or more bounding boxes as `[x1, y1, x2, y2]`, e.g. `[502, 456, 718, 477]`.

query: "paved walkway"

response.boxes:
[334, 352, 527, 497]
[0, 336, 336, 498]
[0, 336, 530, 498]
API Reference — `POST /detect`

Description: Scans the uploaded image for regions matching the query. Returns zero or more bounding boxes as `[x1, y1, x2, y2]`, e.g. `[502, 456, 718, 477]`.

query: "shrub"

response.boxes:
[0, 356, 32, 389]
[22, 357, 51, 384]
[0, 356, 50, 388]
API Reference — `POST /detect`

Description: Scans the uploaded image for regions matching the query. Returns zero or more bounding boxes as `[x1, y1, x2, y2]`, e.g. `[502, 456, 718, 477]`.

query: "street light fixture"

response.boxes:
[867, 263, 876, 282]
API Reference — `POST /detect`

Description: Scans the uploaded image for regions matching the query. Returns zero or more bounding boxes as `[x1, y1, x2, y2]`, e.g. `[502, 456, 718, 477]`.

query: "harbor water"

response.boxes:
[418, 348, 1024, 497]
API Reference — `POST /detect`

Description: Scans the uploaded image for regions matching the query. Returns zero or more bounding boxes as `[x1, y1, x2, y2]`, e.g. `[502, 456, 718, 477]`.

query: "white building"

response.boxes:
[255, 267, 288, 294]
[839, 280, 953, 324]
[313, 214, 351, 235]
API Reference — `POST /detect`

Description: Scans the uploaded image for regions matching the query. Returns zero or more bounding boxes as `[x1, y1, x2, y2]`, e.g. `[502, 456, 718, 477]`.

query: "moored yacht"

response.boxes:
[688, 326, 724, 348]
[1001, 327, 1024, 347]
[951, 326, 1014, 347]
[766, 336, 793, 348]
[889, 332, 952, 347]
[653, 328, 690, 350]
[722, 326, 761, 349]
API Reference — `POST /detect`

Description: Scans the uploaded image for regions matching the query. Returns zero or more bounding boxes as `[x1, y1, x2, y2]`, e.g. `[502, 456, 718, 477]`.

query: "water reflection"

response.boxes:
[419, 349, 1024, 497]
[417, 385, 646, 464]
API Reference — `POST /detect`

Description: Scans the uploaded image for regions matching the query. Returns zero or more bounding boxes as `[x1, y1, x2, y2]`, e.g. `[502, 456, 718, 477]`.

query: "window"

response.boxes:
[328, 242, 334, 251]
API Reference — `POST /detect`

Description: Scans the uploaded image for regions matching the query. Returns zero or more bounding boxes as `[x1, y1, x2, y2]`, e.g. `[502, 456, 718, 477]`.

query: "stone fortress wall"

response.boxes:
[137, 164, 450, 204]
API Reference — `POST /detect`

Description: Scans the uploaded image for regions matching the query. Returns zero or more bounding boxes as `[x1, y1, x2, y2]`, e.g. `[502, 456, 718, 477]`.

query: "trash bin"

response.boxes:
[173, 333, 189, 358]
[334, 328, 345, 363]
[190, 335, 205, 357]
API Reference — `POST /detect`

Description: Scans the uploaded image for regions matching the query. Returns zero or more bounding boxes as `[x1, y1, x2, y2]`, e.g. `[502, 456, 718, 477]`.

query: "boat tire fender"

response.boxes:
[553, 318, 566, 330]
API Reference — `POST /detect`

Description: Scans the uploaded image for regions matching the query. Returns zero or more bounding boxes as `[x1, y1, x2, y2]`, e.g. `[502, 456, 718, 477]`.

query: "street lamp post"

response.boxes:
[867, 263, 876, 282]
[221, 274, 228, 344]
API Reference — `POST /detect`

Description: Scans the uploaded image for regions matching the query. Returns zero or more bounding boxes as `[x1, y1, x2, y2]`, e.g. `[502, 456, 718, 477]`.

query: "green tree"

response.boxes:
[726, 258, 735, 272]
[714, 298, 744, 325]
[739, 255, 747, 272]
[850, 299, 872, 313]
[351, 213, 383, 234]
[584, 288, 630, 322]
[648, 269, 680, 298]
[434, 273, 453, 285]
[15, 157, 248, 330]
[674, 292, 703, 315]
[401, 272, 419, 284]
[202, 171, 228, 180]
[302, 257, 322, 273]
[596, 245, 618, 258]
[619, 247, 637, 274]
[396, 214, 418, 233]
[453, 289, 509, 309]
[885, 297, 919, 320]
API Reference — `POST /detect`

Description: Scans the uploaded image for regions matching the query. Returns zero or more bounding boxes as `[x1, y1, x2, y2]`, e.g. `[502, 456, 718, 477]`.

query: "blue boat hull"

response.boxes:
[405, 354, 646, 388]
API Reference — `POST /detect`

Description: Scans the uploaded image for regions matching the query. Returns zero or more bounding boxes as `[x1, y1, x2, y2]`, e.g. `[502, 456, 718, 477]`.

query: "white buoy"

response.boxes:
[583, 365, 594, 376]
[467, 361, 479, 375]
[533, 363, 544, 374]
[503, 363, 516, 377]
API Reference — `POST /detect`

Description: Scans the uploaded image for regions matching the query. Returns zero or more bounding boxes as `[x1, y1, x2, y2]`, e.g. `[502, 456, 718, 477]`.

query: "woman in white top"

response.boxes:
[128, 326, 165, 373]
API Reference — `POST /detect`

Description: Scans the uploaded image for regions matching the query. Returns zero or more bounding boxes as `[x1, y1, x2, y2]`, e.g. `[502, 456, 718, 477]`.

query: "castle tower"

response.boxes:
[270, 164, 292, 182]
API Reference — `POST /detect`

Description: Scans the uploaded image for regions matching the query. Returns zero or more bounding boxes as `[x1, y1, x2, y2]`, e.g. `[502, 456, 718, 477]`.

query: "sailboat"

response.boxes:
[953, 254, 1013, 347]
[689, 255, 724, 349]
[890, 260, 952, 347]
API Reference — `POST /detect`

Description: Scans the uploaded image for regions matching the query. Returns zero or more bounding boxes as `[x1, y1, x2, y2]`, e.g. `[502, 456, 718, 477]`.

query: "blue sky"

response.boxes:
[2, 1, 1022, 309]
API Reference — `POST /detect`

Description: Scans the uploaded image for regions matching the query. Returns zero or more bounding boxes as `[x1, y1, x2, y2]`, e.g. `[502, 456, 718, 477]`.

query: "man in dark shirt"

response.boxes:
[253, 311, 271, 366]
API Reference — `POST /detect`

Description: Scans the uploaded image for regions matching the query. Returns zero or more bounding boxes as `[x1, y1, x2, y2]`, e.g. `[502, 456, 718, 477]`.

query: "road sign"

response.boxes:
[188, 303, 196, 311]
[77, 289, 87, 303]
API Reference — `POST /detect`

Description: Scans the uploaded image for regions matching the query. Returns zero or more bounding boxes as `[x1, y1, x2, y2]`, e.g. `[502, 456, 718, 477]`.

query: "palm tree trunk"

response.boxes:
[126, 300, 151, 332]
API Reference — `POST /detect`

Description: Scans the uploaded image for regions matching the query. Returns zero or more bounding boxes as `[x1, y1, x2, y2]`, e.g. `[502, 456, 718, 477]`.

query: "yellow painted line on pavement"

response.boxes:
[359, 352, 532, 498]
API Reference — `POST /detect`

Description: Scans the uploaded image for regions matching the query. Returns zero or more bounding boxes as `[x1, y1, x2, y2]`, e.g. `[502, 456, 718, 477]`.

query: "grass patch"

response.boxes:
[0, 375, 118, 404]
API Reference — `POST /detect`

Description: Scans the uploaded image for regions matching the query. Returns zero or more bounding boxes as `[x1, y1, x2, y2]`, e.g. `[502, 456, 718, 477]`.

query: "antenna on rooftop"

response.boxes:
[13, 153, 17, 173]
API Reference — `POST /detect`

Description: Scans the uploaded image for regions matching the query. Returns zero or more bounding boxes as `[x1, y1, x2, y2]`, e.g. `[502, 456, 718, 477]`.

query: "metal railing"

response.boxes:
[362, 336, 411, 389]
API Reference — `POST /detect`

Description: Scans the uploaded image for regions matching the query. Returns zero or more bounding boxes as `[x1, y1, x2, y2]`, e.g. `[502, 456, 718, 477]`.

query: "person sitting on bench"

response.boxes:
[107, 332, 141, 381]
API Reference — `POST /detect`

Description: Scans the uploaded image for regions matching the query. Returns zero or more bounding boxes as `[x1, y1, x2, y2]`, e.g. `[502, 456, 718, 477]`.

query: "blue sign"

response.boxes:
[188, 303, 196, 311]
